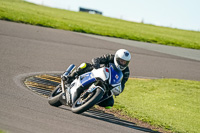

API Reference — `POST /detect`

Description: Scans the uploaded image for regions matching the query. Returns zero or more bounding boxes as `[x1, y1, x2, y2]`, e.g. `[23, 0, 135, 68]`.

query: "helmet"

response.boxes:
[114, 49, 131, 71]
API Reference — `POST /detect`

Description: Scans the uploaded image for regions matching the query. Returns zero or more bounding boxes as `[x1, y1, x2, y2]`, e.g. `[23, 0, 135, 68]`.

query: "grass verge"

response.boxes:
[0, 130, 5, 133]
[0, 0, 200, 49]
[110, 78, 200, 133]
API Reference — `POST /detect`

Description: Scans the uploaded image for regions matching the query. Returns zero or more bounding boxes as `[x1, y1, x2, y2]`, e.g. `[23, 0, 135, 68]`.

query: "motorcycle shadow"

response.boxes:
[80, 107, 159, 133]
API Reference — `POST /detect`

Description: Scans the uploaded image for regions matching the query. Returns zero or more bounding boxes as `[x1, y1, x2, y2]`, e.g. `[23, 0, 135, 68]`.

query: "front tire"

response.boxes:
[48, 84, 63, 107]
[71, 88, 104, 114]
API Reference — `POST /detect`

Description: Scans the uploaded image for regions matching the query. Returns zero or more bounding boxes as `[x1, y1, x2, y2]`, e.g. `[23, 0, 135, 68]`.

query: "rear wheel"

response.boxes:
[48, 84, 63, 107]
[71, 88, 104, 114]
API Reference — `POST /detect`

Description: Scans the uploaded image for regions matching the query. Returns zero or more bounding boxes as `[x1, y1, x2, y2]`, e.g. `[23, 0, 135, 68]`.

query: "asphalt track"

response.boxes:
[0, 20, 200, 133]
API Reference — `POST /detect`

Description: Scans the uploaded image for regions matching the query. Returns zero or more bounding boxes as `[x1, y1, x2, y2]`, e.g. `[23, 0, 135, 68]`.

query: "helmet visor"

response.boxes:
[116, 58, 129, 69]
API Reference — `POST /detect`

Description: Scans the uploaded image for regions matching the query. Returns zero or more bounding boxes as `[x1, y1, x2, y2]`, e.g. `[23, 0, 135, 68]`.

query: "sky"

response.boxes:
[26, 0, 200, 31]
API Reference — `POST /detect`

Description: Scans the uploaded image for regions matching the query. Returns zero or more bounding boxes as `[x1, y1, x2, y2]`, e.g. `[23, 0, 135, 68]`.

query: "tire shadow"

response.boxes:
[82, 108, 160, 133]
[58, 105, 160, 132]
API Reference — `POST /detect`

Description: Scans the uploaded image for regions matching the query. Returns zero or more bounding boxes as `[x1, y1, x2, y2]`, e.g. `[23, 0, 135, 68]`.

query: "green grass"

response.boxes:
[0, 130, 5, 133]
[0, 0, 200, 49]
[113, 78, 200, 133]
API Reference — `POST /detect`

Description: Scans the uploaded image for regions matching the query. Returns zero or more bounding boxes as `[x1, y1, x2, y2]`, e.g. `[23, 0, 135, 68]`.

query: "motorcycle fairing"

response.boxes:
[70, 68, 108, 104]
[69, 63, 123, 105]
[109, 63, 123, 87]
[80, 72, 96, 87]
[92, 67, 109, 81]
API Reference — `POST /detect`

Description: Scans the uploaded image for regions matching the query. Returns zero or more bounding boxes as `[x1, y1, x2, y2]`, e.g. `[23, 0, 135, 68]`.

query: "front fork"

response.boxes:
[61, 79, 72, 106]
[61, 79, 65, 94]
[60, 64, 76, 106]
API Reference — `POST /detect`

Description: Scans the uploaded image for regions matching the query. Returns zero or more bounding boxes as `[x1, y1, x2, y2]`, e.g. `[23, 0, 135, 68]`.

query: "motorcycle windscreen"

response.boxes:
[80, 72, 96, 87]
[109, 64, 123, 87]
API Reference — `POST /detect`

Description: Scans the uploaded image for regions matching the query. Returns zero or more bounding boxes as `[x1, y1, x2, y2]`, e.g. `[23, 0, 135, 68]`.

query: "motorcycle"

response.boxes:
[48, 63, 123, 114]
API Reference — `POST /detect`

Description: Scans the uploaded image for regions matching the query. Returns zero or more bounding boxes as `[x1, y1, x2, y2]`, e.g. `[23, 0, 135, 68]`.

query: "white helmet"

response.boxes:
[114, 49, 131, 71]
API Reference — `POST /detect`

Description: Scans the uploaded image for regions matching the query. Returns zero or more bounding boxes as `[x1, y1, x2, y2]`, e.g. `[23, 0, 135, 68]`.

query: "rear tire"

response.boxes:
[71, 88, 104, 114]
[48, 84, 63, 107]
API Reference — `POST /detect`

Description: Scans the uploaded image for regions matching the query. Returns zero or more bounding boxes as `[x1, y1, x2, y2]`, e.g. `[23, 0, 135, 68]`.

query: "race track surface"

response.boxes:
[0, 20, 199, 133]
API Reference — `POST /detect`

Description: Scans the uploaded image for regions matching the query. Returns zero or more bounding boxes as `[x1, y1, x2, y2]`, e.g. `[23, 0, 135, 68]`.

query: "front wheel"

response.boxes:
[48, 84, 63, 107]
[71, 88, 104, 114]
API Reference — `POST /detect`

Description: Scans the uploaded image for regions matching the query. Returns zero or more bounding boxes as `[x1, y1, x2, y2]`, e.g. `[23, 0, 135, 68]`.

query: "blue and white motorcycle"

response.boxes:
[48, 63, 123, 114]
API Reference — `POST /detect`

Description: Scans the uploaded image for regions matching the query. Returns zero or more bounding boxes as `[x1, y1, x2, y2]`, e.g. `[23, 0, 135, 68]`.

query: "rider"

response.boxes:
[64, 49, 131, 108]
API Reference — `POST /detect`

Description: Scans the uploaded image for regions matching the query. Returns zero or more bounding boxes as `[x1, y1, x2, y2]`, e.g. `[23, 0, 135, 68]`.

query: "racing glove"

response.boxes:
[93, 63, 100, 69]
